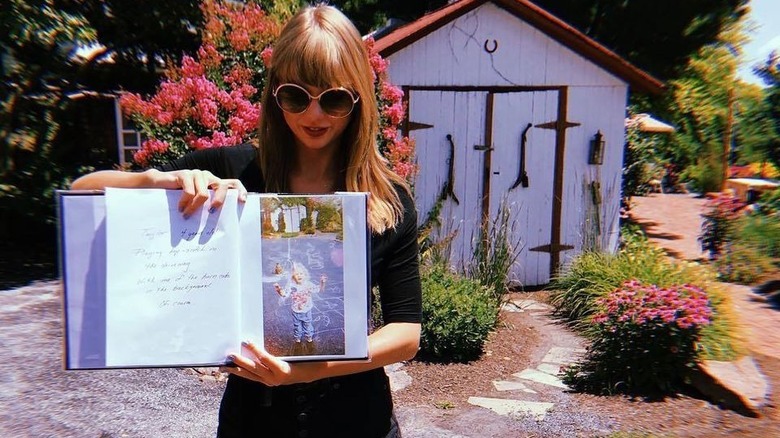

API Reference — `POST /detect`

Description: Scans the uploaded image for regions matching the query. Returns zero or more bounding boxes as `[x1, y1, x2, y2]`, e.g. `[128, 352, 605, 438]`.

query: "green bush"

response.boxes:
[733, 213, 780, 258]
[549, 227, 670, 328]
[757, 188, 780, 216]
[551, 225, 741, 362]
[563, 280, 713, 395]
[713, 242, 776, 284]
[419, 263, 499, 363]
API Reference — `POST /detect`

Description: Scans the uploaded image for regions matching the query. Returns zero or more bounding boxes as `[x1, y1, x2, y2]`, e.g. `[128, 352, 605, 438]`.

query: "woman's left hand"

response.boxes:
[222, 342, 298, 386]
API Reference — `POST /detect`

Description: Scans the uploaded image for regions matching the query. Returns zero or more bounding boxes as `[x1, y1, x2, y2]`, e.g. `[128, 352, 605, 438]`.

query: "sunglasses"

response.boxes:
[273, 83, 360, 118]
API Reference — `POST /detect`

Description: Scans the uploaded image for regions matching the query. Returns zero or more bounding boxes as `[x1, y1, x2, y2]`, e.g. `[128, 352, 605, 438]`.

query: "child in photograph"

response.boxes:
[273, 263, 326, 343]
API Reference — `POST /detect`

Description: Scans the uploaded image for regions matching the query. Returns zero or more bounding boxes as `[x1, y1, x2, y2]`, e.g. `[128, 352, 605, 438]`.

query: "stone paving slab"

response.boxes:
[513, 369, 569, 389]
[537, 363, 563, 376]
[493, 380, 537, 393]
[467, 397, 554, 421]
[541, 347, 585, 365]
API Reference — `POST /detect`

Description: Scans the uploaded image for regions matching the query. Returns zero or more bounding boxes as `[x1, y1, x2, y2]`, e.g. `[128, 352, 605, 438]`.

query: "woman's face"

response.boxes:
[280, 84, 353, 154]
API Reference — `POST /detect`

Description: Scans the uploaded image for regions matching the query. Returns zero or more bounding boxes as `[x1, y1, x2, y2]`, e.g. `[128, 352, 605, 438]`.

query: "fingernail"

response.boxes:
[227, 354, 236, 361]
[208, 207, 216, 214]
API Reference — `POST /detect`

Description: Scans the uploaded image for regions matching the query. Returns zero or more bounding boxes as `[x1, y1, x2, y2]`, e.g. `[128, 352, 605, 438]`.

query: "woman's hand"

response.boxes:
[149, 169, 248, 217]
[71, 168, 248, 218]
[222, 342, 310, 386]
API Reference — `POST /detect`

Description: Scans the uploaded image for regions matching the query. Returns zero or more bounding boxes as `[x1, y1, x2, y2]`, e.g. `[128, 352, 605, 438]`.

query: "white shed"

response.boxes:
[375, 0, 664, 287]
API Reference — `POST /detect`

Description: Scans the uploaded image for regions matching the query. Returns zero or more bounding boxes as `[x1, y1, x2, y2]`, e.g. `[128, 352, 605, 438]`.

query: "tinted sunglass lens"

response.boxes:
[320, 90, 355, 117]
[276, 86, 310, 113]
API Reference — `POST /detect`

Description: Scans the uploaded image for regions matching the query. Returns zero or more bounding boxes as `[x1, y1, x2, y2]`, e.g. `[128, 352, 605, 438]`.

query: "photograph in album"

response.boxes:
[260, 196, 346, 357]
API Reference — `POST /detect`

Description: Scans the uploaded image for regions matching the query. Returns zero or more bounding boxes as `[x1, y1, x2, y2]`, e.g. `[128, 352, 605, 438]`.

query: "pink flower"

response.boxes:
[261, 46, 273, 67]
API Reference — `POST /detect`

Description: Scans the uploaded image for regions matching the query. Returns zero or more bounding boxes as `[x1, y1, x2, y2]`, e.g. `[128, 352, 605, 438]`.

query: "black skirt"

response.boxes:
[217, 368, 398, 438]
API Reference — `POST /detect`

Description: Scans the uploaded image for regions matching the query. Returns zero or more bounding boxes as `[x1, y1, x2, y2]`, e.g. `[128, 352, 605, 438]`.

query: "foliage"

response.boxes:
[551, 224, 741, 362]
[419, 262, 500, 363]
[757, 188, 780, 216]
[466, 202, 519, 299]
[713, 241, 776, 284]
[550, 226, 668, 326]
[123, 2, 416, 182]
[754, 51, 780, 169]
[713, 213, 780, 283]
[564, 280, 713, 395]
[681, 154, 723, 194]
[365, 37, 417, 181]
[1, 0, 102, 245]
[121, 0, 278, 167]
[698, 193, 745, 259]
[532, 0, 748, 82]
[622, 119, 658, 203]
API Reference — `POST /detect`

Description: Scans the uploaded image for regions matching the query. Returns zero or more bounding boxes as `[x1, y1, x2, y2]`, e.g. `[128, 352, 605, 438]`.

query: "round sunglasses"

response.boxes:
[273, 83, 360, 118]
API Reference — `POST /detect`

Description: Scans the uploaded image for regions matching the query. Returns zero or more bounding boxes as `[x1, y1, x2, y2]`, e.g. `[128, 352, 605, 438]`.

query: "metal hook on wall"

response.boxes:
[510, 123, 532, 190]
[444, 134, 460, 205]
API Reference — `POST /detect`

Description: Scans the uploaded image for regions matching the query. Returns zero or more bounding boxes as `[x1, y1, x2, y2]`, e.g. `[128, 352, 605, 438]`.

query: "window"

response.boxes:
[114, 99, 146, 165]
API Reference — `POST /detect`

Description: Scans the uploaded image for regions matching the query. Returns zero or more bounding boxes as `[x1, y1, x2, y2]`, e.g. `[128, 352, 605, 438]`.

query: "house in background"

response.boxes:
[374, 0, 664, 286]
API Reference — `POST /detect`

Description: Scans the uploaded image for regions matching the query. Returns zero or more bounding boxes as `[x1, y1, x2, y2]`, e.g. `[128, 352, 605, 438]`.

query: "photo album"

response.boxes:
[57, 188, 370, 369]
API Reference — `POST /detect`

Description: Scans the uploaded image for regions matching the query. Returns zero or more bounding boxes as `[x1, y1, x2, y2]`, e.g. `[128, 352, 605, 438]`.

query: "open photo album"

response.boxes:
[57, 188, 370, 369]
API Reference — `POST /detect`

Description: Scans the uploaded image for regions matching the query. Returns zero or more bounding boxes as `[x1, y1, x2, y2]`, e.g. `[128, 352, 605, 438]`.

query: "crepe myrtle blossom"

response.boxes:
[123, 1, 416, 183]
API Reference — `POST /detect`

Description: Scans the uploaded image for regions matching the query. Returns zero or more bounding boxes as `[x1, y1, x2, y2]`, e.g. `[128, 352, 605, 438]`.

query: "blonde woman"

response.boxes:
[72, 4, 421, 437]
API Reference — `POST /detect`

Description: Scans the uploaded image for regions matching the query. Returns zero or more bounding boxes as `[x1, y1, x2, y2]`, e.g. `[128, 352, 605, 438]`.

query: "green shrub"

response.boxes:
[551, 226, 741, 363]
[713, 242, 776, 284]
[757, 188, 780, 216]
[549, 228, 670, 328]
[564, 281, 713, 395]
[733, 214, 780, 258]
[699, 194, 745, 259]
[419, 263, 499, 362]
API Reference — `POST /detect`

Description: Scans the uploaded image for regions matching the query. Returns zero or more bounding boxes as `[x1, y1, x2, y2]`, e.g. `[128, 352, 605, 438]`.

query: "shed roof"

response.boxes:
[374, 0, 665, 95]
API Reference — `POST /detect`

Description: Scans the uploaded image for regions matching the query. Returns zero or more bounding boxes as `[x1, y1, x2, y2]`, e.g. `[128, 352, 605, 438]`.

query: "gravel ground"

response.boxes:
[0, 281, 224, 438]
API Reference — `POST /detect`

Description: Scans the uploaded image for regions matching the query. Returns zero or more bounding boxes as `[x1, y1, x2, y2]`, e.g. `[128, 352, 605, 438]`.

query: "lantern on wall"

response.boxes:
[589, 130, 605, 165]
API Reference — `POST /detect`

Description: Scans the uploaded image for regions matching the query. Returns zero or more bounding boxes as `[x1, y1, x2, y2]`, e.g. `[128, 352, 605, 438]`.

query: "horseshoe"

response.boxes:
[484, 39, 498, 53]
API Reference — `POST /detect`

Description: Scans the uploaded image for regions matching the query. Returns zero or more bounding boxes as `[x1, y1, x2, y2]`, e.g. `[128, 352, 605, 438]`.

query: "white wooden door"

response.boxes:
[409, 89, 560, 286]
[489, 91, 559, 286]
[409, 90, 487, 269]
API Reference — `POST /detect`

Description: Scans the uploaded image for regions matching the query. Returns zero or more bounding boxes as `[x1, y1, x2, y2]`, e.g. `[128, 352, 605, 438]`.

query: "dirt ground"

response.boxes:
[394, 193, 780, 437]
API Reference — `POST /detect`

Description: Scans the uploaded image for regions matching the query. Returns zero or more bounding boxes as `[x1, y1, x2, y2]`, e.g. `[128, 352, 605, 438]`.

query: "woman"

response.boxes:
[73, 4, 421, 437]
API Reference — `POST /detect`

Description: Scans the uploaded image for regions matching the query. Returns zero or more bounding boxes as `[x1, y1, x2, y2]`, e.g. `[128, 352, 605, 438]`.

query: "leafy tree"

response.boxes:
[532, 0, 749, 81]
[54, 0, 203, 93]
[663, 17, 748, 192]
[754, 51, 780, 168]
[1, 1, 100, 245]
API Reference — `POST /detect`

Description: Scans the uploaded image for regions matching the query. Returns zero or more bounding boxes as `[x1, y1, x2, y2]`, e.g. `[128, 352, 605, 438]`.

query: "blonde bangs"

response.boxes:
[273, 24, 354, 90]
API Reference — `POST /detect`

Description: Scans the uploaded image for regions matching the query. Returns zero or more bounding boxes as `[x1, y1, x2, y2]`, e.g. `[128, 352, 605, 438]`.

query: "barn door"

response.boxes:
[408, 90, 487, 267]
[408, 89, 569, 286]
[489, 91, 559, 286]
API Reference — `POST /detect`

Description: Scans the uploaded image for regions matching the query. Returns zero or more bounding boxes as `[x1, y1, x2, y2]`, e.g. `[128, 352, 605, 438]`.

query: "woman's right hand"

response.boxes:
[71, 168, 247, 217]
[151, 169, 248, 217]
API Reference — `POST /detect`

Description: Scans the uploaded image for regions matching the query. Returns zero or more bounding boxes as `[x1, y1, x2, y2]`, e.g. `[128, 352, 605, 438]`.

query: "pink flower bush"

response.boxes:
[122, 0, 277, 168]
[566, 279, 714, 394]
[366, 37, 417, 182]
[124, 1, 416, 184]
[591, 280, 712, 330]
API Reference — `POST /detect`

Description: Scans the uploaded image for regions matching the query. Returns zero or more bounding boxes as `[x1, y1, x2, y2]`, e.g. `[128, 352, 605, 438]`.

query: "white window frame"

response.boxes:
[114, 99, 145, 165]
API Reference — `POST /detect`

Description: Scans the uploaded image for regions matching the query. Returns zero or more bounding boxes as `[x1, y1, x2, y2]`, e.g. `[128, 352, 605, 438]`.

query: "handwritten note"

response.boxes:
[104, 188, 241, 367]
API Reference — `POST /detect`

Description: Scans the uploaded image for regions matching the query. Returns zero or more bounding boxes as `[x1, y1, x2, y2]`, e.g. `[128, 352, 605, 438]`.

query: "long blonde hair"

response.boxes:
[257, 4, 408, 234]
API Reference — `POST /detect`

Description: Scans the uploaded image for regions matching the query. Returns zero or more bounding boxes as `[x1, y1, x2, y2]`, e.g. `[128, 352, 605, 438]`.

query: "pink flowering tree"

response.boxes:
[365, 37, 417, 181]
[565, 280, 713, 394]
[122, 0, 416, 184]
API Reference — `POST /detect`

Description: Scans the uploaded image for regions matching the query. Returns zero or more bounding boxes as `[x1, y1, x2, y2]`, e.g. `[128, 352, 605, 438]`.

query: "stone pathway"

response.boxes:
[466, 299, 584, 422]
